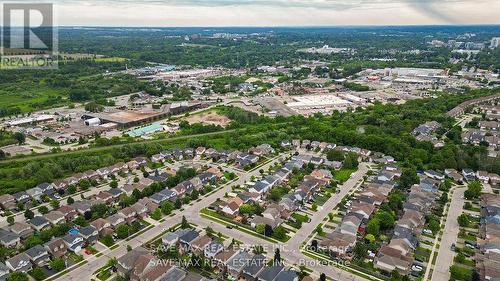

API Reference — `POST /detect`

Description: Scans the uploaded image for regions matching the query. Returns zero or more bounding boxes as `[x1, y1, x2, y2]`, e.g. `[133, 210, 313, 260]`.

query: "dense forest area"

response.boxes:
[0, 87, 498, 194]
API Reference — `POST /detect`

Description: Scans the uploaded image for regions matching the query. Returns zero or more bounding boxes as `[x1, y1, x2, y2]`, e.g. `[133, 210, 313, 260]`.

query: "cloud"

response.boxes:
[7, 0, 498, 26]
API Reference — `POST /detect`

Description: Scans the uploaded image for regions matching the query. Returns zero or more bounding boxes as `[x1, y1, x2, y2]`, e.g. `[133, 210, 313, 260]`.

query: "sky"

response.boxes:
[15, 0, 500, 26]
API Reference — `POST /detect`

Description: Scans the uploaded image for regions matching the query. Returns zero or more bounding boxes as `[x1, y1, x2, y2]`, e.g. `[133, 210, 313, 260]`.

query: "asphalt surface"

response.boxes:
[427, 187, 466, 281]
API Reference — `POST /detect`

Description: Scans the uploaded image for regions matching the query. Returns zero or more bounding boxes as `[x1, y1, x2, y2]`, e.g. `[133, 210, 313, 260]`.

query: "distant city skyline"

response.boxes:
[18, 0, 500, 27]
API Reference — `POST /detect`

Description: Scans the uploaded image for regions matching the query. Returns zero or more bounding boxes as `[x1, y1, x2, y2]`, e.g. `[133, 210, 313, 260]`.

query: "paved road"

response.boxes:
[428, 187, 466, 281]
[55, 154, 288, 281]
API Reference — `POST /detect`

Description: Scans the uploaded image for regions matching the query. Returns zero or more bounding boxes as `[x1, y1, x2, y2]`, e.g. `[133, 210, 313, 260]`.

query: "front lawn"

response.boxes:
[334, 168, 356, 183]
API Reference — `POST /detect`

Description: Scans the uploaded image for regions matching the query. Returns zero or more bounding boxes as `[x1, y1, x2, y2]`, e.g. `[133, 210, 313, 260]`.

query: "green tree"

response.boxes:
[6, 272, 29, 281]
[272, 226, 287, 240]
[50, 258, 66, 272]
[181, 216, 190, 229]
[67, 197, 74, 204]
[353, 242, 367, 261]
[366, 219, 380, 237]
[161, 201, 174, 215]
[38, 206, 49, 214]
[13, 132, 25, 145]
[458, 214, 470, 227]
[100, 235, 114, 247]
[50, 200, 60, 209]
[399, 168, 419, 189]
[465, 181, 482, 200]
[327, 150, 344, 162]
[256, 224, 265, 235]
[375, 211, 395, 230]
[24, 209, 34, 219]
[109, 180, 118, 189]
[150, 208, 162, 220]
[31, 267, 46, 281]
[116, 224, 130, 239]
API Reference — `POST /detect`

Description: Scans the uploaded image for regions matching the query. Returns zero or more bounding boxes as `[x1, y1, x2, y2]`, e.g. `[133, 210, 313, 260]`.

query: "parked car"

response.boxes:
[451, 243, 456, 251]
[423, 229, 433, 235]
[412, 265, 423, 272]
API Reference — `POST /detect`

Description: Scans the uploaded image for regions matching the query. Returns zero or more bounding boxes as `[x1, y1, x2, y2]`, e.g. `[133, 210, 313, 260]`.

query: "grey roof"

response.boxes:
[252, 181, 269, 192]
[79, 225, 97, 237]
[107, 188, 123, 197]
[243, 254, 266, 276]
[204, 241, 223, 256]
[117, 246, 149, 269]
[150, 193, 167, 203]
[62, 234, 82, 244]
[182, 272, 207, 281]
[28, 216, 49, 227]
[6, 252, 29, 268]
[274, 270, 299, 281]
[0, 228, 19, 244]
[179, 229, 199, 244]
[258, 265, 285, 281]
[228, 251, 254, 271]
[162, 228, 190, 244]
[162, 267, 187, 281]
[25, 245, 47, 258]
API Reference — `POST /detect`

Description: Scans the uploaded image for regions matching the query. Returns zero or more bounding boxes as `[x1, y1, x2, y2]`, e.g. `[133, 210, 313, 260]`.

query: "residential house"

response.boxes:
[119, 207, 137, 223]
[9, 222, 34, 239]
[28, 216, 50, 232]
[190, 235, 212, 256]
[80, 226, 99, 245]
[108, 213, 126, 228]
[62, 234, 84, 253]
[57, 205, 78, 221]
[91, 218, 111, 235]
[179, 229, 200, 253]
[131, 202, 149, 219]
[0, 194, 16, 210]
[72, 201, 91, 215]
[25, 245, 50, 267]
[242, 254, 266, 281]
[204, 241, 224, 259]
[96, 191, 114, 204]
[161, 229, 190, 247]
[44, 210, 66, 225]
[0, 229, 20, 248]
[5, 253, 31, 273]
[257, 265, 284, 281]
[12, 191, 30, 204]
[44, 238, 67, 258]
[374, 245, 413, 275]
[221, 197, 244, 218]
[25, 187, 43, 202]
[227, 251, 254, 278]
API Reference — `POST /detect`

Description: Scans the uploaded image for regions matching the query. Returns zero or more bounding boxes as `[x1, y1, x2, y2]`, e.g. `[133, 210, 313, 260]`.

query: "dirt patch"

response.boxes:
[185, 111, 232, 127]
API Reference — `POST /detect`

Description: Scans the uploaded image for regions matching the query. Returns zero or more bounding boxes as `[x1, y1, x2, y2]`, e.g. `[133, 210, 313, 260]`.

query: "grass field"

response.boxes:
[334, 168, 357, 183]
[0, 85, 67, 112]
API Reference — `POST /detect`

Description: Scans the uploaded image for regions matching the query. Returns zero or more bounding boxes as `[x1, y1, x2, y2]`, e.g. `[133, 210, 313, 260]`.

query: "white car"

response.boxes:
[412, 265, 423, 272]
[423, 229, 433, 235]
